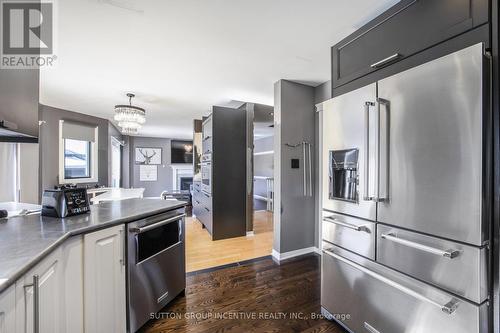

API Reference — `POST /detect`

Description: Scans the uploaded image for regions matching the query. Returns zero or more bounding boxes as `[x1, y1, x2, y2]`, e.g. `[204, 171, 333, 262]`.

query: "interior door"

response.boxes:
[322, 83, 377, 221]
[377, 43, 487, 246]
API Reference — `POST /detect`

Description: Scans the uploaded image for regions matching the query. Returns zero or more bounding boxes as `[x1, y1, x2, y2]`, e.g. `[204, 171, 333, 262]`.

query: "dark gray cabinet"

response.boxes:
[193, 106, 247, 240]
[331, 0, 488, 89]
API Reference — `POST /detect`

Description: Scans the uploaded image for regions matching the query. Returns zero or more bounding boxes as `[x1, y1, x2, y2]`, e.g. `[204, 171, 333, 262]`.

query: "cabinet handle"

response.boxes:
[25, 275, 40, 333]
[370, 53, 401, 68]
[33, 275, 39, 333]
[119, 229, 125, 266]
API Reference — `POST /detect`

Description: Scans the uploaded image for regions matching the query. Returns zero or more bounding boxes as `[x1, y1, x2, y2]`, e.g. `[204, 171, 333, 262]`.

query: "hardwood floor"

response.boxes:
[186, 211, 273, 272]
[140, 254, 345, 333]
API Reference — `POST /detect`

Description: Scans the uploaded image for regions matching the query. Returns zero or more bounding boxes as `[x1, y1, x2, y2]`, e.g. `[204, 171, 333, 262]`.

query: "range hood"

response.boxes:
[0, 120, 38, 143]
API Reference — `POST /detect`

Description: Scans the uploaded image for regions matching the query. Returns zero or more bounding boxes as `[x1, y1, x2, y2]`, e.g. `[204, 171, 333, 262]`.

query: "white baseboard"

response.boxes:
[246, 231, 255, 237]
[272, 246, 320, 262]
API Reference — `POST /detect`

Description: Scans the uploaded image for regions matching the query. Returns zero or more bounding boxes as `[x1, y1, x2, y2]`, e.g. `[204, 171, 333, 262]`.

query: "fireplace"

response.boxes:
[171, 164, 194, 191]
[180, 177, 193, 191]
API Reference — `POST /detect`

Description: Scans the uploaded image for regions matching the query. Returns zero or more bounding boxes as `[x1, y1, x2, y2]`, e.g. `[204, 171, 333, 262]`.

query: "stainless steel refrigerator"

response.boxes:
[320, 43, 490, 333]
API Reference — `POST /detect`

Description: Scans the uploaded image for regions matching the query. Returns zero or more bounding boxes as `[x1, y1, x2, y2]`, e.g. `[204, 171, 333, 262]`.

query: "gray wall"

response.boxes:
[39, 104, 111, 191]
[273, 80, 316, 253]
[314, 81, 332, 104]
[126, 136, 174, 197]
[313, 81, 332, 247]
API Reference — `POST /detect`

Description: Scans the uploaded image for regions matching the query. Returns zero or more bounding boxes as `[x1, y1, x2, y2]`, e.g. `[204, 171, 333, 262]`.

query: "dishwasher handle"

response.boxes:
[130, 214, 186, 234]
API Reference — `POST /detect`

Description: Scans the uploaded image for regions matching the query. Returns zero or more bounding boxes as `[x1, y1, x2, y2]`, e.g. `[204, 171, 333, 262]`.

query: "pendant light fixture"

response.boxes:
[114, 93, 146, 135]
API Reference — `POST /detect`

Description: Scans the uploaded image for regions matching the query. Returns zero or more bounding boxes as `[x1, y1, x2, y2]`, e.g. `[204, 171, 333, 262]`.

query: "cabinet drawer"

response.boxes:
[377, 225, 488, 303]
[200, 191, 212, 209]
[192, 204, 203, 218]
[322, 212, 375, 259]
[197, 205, 213, 235]
[332, 0, 488, 88]
[321, 247, 489, 333]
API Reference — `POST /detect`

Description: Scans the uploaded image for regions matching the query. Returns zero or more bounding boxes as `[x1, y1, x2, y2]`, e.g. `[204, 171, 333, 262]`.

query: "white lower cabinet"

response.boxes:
[1, 224, 126, 333]
[84, 225, 126, 333]
[15, 247, 63, 333]
[0, 285, 16, 333]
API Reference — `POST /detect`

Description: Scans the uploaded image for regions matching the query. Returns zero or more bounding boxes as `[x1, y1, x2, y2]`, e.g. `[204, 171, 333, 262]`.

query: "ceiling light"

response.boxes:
[114, 93, 146, 135]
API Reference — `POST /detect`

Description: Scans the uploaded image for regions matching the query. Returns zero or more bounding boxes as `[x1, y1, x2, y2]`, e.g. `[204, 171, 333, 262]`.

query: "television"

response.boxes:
[171, 140, 193, 164]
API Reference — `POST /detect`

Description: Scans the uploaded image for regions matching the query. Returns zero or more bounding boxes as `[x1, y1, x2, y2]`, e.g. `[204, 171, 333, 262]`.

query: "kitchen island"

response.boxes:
[0, 198, 186, 333]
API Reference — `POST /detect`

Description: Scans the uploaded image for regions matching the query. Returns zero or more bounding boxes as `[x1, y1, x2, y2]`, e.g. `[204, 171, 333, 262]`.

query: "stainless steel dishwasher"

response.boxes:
[127, 208, 186, 333]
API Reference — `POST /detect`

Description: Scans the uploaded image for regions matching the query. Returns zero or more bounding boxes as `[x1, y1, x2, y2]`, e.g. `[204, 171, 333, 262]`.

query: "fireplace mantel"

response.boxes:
[171, 164, 194, 190]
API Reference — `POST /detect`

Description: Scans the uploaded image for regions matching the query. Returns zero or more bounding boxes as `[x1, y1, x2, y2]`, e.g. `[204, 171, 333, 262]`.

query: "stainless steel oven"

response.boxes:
[127, 209, 186, 333]
[201, 157, 212, 194]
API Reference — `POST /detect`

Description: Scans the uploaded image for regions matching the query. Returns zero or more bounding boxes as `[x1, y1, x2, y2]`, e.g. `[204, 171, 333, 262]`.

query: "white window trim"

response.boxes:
[58, 120, 99, 184]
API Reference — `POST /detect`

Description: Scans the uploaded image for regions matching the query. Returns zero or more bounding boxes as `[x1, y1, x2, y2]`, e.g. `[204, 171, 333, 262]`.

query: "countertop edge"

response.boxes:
[0, 201, 187, 294]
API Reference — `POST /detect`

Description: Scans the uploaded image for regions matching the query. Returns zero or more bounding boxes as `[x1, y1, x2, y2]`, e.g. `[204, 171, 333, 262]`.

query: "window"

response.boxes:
[59, 120, 98, 184]
[64, 139, 91, 179]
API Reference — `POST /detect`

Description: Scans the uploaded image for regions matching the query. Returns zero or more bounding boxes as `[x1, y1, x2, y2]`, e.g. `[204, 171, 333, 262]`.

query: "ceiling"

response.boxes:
[40, 0, 399, 139]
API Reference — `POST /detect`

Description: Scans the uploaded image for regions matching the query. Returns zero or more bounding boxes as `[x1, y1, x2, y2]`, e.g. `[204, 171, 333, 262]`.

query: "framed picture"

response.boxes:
[135, 147, 162, 165]
[139, 165, 158, 181]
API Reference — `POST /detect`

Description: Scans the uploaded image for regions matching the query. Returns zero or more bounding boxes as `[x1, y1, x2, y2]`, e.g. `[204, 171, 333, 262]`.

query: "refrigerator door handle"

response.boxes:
[364, 101, 375, 201]
[376, 98, 390, 202]
[323, 249, 460, 314]
[381, 233, 461, 259]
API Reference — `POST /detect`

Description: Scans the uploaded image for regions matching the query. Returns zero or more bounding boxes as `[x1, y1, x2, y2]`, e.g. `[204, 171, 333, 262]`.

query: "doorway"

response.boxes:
[185, 103, 275, 273]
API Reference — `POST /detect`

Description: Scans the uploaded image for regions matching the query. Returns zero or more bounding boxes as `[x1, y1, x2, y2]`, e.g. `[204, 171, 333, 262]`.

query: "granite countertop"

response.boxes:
[0, 198, 186, 293]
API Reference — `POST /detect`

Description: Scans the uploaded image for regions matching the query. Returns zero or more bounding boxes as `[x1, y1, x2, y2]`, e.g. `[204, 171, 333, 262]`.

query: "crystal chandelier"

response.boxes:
[114, 93, 146, 135]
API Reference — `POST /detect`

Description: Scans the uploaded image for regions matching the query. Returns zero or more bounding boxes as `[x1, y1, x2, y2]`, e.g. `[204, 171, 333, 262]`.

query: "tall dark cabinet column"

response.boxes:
[192, 106, 247, 240]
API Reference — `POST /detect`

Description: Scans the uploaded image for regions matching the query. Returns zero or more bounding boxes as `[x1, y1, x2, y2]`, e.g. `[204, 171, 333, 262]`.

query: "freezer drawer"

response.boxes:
[377, 225, 488, 304]
[321, 246, 489, 333]
[322, 211, 375, 260]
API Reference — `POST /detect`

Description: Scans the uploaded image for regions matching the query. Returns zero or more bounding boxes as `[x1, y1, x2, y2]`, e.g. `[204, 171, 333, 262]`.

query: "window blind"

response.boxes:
[61, 120, 97, 142]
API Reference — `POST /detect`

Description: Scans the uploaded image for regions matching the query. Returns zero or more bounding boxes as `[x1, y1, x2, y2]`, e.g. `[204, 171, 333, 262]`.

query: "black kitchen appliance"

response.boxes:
[41, 188, 90, 218]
